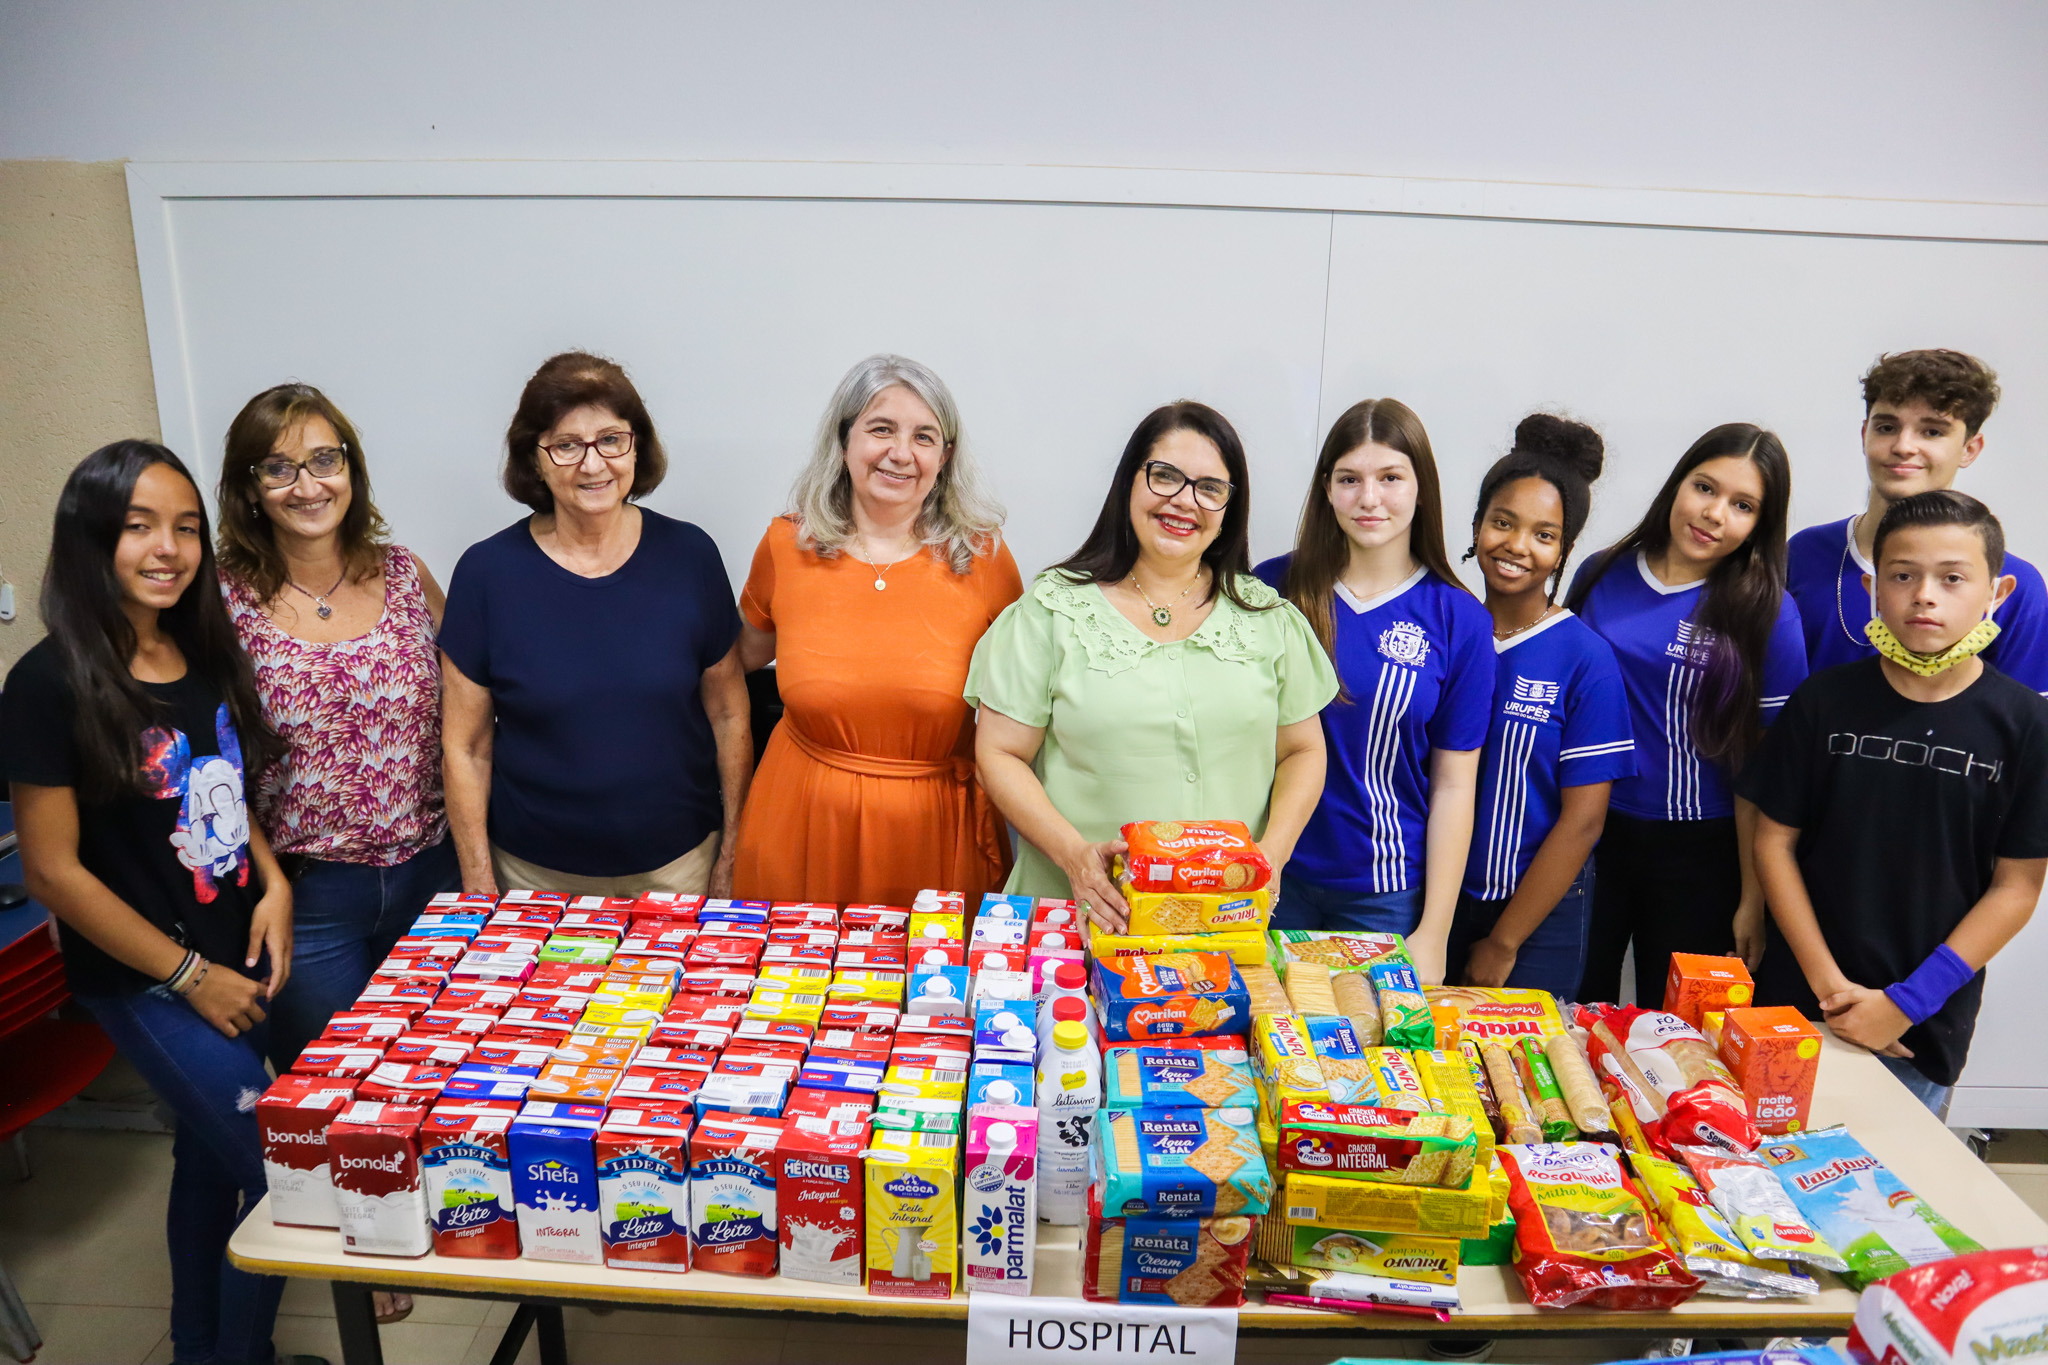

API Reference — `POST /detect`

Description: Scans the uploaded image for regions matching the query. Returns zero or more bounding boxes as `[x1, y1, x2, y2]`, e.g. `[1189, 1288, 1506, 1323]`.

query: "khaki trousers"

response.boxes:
[489, 829, 720, 897]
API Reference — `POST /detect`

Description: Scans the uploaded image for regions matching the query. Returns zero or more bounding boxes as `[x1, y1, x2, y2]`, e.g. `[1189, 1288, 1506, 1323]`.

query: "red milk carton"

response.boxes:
[597, 1102, 696, 1271]
[257, 1073, 357, 1227]
[327, 1100, 432, 1256]
[357, 1061, 457, 1105]
[419, 1099, 522, 1258]
[778, 1119, 869, 1285]
[317, 1012, 409, 1046]
[291, 1043, 386, 1080]
[689, 1114, 787, 1276]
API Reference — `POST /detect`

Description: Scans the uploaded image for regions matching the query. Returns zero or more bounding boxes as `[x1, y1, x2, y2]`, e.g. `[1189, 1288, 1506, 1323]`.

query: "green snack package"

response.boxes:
[1518, 1037, 1576, 1141]
[1367, 959, 1433, 1049]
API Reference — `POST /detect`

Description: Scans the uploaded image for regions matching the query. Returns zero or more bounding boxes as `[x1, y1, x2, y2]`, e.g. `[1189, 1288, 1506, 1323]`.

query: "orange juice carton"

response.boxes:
[778, 1118, 869, 1284]
[327, 1099, 433, 1256]
[1663, 953, 1755, 1028]
[257, 1073, 357, 1227]
[690, 1113, 786, 1275]
[419, 1098, 522, 1258]
[596, 1101, 696, 1271]
[1719, 1006, 1822, 1134]
[865, 1129, 960, 1298]
[529, 1064, 621, 1104]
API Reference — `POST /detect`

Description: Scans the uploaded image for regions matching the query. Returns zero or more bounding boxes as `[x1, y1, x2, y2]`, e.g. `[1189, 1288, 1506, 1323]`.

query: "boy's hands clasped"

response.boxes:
[1819, 981, 1913, 1058]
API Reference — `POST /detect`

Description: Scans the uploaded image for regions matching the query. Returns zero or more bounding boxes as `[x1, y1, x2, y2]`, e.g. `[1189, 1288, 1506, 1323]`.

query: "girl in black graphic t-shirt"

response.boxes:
[0, 442, 299, 1365]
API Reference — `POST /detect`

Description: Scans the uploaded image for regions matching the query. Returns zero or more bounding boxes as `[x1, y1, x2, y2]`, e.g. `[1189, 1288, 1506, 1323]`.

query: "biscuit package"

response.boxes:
[1424, 985, 1567, 1045]
[1270, 930, 1408, 974]
[1759, 1127, 1981, 1288]
[1281, 1165, 1494, 1239]
[1117, 885, 1272, 937]
[1584, 1004, 1758, 1157]
[1104, 1040, 1257, 1111]
[1082, 1187, 1255, 1307]
[1369, 960, 1434, 1049]
[1254, 1219, 1460, 1283]
[1089, 929, 1268, 969]
[1240, 963, 1293, 1017]
[1251, 1015, 1332, 1117]
[1497, 1142, 1702, 1309]
[1274, 1101, 1477, 1187]
[1093, 1105, 1272, 1216]
[1283, 961, 1341, 1016]
[1092, 954, 1248, 1042]
[1118, 820, 1272, 894]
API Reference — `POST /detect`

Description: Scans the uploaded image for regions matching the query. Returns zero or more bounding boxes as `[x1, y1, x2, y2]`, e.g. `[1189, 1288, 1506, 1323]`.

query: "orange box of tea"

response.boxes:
[1662, 953, 1753, 1027]
[1718, 1006, 1820, 1135]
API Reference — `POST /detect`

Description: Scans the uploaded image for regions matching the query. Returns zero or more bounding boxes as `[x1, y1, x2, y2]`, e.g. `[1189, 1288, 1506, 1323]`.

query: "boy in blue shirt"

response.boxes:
[1786, 349, 2048, 693]
[1741, 491, 2048, 1115]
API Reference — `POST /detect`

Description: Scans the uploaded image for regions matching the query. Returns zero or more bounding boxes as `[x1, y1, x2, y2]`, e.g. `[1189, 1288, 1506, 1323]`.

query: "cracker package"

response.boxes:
[1093, 1105, 1271, 1216]
[1281, 1164, 1494, 1239]
[1369, 960, 1433, 1049]
[1258, 1221, 1460, 1283]
[1329, 970, 1382, 1046]
[1275, 1101, 1477, 1187]
[1250, 1014, 1331, 1117]
[1270, 930, 1408, 974]
[1304, 1019, 1376, 1107]
[1424, 985, 1566, 1045]
[1118, 820, 1271, 894]
[1760, 1127, 1981, 1288]
[1543, 1030, 1614, 1136]
[1584, 1004, 1758, 1157]
[1117, 885, 1273, 937]
[1091, 953, 1248, 1043]
[1240, 963, 1293, 1017]
[1632, 1151, 1820, 1298]
[1677, 1144, 1847, 1274]
[1497, 1142, 1702, 1309]
[1104, 1040, 1256, 1111]
[1083, 1187, 1255, 1307]
[1365, 1047, 1435, 1114]
[1284, 961, 1341, 1016]
[1090, 929, 1268, 968]
[1413, 1048, 1495, 1174]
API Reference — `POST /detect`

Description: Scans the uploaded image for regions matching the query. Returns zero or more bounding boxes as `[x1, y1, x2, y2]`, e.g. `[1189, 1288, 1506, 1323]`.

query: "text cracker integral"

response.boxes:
[1083, 1187, 1255, 1307]
[1119, 820, 1272, 893]
[1276, 1101, 1477, 1187]
[1094, 1106, 1272, 1217]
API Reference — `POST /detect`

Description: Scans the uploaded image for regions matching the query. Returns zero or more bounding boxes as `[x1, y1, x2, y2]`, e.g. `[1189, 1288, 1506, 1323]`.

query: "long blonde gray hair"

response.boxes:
[786, 354, 1004, 574]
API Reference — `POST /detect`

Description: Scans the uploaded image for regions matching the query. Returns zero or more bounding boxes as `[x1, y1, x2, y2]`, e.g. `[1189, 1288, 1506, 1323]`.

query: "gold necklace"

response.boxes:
[856, 531, 906, 591]
[1129, 569, 1201, 627]
[1493, 603, 1560, 642]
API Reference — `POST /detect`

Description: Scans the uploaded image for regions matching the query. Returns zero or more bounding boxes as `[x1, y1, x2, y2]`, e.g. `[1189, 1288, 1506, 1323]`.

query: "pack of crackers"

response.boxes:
[1093, 1105, 1272, 1216]
[1091, 953, 1248, 1042]
[1274, 1101, 1477, 1188]
[1082, 1186, 1255, 1306]
[1103, 1039, 1257, 1111]
[1118, 820, 1272, 894]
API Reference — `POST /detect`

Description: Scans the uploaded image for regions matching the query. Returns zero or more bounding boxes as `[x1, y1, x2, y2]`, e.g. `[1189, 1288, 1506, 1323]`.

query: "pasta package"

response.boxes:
[1677, 1144, 1847, 1274]
[1369, 960, 1433, 1048]
[1284, 961, 1340, 1016]
[1119, 820, 1272, 894]
[1094, 1105, 1271, 1217]
[1092, 954, 1248, 1043]
[1116, 885, 1272, 937]
[1328, 970, 1382, 1046]
[1497, 1142, 1702, 1310]
[1543, 1031, 1614, 1136]
[1275, 1100, 1476, 1187]
[1282, 1166, 1494, 1239]
[1632, 1151, 1820, 1299]
[1104, 1040, 1258, 1111]
[1240, 963, 1293, 1017]
[1760, 1127, 1981, 1288]
[1083, 1187, 1254, 1306]
[1251, 1015, 1332, 1116]
[1090, 928, 1268, 968]
[1584, 1003, 1758, 1157]
[1424, 985, 1566, 1044]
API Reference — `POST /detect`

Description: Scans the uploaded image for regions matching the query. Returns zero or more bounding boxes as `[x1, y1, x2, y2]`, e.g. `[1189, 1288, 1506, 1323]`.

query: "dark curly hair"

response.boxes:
[1467, 413, 1607, 603]
[1862, 350, 2001, 437]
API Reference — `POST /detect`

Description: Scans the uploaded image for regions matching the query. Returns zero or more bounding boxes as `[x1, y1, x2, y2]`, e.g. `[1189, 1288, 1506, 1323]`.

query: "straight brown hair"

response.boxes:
[215, 383, 390, 604]
[1283, 398, 1467, 663]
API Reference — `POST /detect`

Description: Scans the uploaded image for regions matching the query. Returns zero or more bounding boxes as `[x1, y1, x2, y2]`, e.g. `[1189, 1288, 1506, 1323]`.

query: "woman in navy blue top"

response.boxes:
[1446, 415, 1634, 997]
[1566, 423, 1807, 1008]
[1257, 399, 1493, 985]
[440, 352, 754, 895]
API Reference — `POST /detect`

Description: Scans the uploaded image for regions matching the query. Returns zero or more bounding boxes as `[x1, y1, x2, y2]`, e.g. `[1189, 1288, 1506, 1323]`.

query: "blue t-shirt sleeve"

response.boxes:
[1558, 643, 1635, 785]
[1758, 592, 1810, 724]
[1252, 553, 1289, 595]
[681, 522, 742, 671]
[437, 539, 494, 686]
[1427, 591, 1494, 752]
[1987, 556, 2048, 695]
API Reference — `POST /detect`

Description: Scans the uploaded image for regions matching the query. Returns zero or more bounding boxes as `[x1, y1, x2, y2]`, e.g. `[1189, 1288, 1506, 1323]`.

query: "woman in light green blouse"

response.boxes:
[966, 401, 1339, 932]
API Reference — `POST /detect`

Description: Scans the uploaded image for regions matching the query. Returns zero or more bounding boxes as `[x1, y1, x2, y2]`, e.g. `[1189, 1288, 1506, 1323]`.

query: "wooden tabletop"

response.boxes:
[229, 1027, 2048, 1333]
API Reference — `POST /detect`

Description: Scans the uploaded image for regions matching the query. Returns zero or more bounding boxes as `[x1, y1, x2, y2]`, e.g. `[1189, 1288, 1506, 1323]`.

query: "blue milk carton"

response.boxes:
[509, 1100, 606, 1264]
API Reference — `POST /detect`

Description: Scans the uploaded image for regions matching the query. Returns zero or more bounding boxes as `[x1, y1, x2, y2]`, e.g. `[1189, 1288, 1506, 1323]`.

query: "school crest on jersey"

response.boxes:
[1378, 620, 1430, 667]
[1504, 675, 1558, 722]
[1665, 618, 1715, 666]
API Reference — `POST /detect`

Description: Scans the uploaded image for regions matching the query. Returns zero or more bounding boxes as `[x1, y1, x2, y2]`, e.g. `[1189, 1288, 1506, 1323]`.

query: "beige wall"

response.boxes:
[0, 160, 160, 671]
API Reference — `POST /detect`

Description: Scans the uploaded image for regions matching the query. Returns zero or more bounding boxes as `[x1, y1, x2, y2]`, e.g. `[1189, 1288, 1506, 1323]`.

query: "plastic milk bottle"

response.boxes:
[1035, 1020, 1100, 1224]
[1038, 970, 1098, 1050]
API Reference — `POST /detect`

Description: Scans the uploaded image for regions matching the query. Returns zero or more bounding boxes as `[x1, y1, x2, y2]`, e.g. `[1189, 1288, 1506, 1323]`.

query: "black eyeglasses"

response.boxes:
[1143, 460, 1233, 511]
[541, 431, 635, 466]
[252, 447, 349, 489]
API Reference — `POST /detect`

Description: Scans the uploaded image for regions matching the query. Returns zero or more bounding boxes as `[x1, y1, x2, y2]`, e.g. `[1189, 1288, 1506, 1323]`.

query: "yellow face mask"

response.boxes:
[1865, 615, 2001, 677]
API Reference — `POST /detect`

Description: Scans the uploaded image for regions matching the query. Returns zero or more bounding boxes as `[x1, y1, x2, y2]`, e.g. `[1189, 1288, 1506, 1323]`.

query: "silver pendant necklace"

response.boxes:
[857, 532, 905, 591]
[289, 568, 346, 619]
[1129, 570, 1200, 627]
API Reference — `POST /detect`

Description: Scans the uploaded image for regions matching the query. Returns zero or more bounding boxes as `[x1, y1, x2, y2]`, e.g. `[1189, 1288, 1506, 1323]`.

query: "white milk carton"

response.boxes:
[963, 1106, 1037, 1295]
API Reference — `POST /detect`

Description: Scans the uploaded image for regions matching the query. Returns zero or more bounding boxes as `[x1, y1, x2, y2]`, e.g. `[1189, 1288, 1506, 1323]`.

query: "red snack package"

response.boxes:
[1581, 1003, 1758, 1157]
[1119, 820, 1272, 894]
[1497, 1142, 1702, 1309]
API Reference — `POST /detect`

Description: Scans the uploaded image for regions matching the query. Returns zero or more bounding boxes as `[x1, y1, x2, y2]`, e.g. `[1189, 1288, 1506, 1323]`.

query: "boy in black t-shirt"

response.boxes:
[1738, 491, 2048, 1114]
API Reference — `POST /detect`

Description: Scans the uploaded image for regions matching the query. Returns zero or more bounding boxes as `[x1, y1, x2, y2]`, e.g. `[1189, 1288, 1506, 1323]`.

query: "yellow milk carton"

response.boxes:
[864, 1129, 959, 1299]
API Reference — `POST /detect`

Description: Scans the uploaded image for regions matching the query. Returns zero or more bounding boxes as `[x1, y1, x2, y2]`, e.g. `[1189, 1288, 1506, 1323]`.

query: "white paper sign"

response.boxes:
[966, 1295, 1237, 1365]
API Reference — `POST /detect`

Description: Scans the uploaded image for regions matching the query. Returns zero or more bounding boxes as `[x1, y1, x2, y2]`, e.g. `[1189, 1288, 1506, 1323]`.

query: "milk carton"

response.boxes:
[689, 1113, 786, 1276]
[777, 1119, 869, 1285]
[419, 1099, 522, 1258]
[963, 1107, 1037, 1296]
[596, 1102, 695, 1271]
[864, 1129, 959, 1299]
[327, 1100, 432, 1256]
[509, 1100, 607, 1264]
[257, 1073, 357, 1227]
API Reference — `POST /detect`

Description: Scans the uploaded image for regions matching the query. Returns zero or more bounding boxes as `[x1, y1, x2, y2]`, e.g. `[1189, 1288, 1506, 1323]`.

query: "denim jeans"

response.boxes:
[1444, 860, 1596, 997]
[1270, 877, 1426, 934]
[1880, 1053, 1954, 1119]
[266, 837, 461, 1070]
[76, 985, 282, 1365]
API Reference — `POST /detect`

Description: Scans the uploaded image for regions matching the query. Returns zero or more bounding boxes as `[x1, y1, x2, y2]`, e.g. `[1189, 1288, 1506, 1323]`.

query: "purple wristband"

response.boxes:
[1882, 944, 1975, 1026]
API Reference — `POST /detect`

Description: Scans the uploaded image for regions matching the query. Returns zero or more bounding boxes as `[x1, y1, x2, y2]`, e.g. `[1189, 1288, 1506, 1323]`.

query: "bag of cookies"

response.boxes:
[1498, 1141, 1702, 1309]
[1093, 1105, 1272, 1216]
[1103, 1039, 1257, 1111]
[1082, 1185, 1255, 1306]
[1239, 963, 1292, 1018]
[1119, 820, 1272, 894]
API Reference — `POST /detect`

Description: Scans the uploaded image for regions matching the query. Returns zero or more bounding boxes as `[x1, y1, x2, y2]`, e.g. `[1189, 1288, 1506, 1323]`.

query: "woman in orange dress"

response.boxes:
[731, 354, 1022, 905]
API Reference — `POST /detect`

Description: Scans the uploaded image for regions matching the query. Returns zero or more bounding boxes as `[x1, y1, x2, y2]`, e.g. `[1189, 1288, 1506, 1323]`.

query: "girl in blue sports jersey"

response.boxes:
[1445, 415, 1635, 996]
[1566, 423, 1807, 1008]
[1257, 399, 1492, 985]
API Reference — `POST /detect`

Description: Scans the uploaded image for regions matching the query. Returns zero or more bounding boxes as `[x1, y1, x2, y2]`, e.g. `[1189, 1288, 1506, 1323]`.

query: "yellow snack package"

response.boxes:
[1253, 1218, 1460, 1283]
[1632, 1152, 1820, 1298]
[1415, 1047, 1494, 1175]
[1366, 1048, 1436, 1114]
[1087, 928, 1268, 968]
[1281, 1166, 1493, 1239]
[1250, 1015, 1331, 1118]
[1115, 880, 1272, 936]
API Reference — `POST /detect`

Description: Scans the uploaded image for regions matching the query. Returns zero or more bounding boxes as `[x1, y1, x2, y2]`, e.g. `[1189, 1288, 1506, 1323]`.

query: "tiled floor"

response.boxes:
[6, 1073, 2046, 1365]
